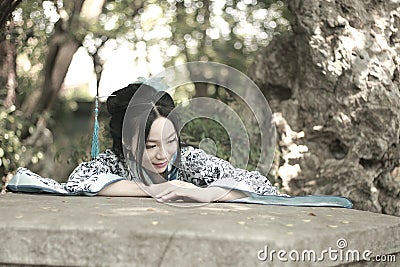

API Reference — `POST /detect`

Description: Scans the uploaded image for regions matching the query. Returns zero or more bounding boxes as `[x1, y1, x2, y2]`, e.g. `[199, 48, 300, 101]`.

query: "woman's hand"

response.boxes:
[151, 185, 247, 203]
[147, 181, 215, 202]
[146, 180, 198, 196]
[146, 181, 247, 202]
[154, 187, 221, 203]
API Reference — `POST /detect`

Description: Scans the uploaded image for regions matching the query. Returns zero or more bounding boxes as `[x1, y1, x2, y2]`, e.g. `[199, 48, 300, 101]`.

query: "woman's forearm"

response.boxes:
[98, 180, 150, 197]
[210, 187, 247, 201]
[97, 180, 247, 201]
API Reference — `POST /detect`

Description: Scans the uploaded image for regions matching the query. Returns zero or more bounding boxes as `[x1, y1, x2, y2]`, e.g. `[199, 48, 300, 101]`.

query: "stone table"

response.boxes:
[0, 193, 399, 266]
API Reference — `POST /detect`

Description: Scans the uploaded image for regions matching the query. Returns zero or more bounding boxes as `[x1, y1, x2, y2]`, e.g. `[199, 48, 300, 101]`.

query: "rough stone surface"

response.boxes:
[0, 193, 399, 266]
[250, 0, 400, 215]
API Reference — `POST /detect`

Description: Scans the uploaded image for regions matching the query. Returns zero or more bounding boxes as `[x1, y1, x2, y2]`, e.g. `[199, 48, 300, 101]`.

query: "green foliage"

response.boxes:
[13, 0, 59, 84]
[181, 117, 264, 172]
[88, 0, 291, 71]
[0, 1, 58, 177]
[178, 85, 265, 172]
[52, 120, 112, 167]
[0, 105, 43, 175]
[2, 0, 290, 180]
[181, 118, 230, 155]
[51, 100, 113, 167]
[166, 0, 291, 71]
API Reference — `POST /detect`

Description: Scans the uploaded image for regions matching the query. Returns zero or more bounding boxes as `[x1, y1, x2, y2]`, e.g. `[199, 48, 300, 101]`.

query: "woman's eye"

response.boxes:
[146, 145, 156, 149]
[167, 138, 177, 144]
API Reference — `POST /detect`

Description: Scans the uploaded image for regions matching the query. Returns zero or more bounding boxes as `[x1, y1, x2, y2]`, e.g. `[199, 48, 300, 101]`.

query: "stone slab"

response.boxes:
[0, 193, 399, 266]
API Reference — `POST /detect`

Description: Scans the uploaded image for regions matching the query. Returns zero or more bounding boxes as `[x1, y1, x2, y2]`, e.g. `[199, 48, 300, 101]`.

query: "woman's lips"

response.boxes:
[153, 161, 167, 168]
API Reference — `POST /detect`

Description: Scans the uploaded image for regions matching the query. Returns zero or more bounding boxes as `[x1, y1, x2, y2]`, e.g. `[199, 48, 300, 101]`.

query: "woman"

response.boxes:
[66, 82, 280, 202]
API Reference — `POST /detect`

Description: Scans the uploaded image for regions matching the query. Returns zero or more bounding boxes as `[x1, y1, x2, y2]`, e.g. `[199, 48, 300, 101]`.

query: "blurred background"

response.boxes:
[2, 0, 399, 215]
[0, 0, 290, 182]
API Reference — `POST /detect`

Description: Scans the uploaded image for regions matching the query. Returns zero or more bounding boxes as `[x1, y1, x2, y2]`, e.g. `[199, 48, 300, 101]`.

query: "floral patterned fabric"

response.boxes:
[178, 146, 279, 195]
[8, 146, 279, 196]
[7, 146, 356, 208]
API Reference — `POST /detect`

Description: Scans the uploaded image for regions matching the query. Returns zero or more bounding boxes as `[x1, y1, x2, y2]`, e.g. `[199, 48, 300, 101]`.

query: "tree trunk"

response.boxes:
[0, 1, 20, 109]
[250, 0, 400, 215]
[17, 0, 85, 177]
[22, 0, 85, 115]
[0, 22, 17, 109]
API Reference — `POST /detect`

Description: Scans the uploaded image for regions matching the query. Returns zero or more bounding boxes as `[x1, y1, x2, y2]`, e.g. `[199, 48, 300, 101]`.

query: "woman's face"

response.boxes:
[141, 117, 178, 174]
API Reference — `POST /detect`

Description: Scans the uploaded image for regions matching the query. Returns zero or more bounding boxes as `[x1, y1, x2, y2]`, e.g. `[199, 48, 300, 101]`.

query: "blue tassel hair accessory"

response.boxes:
[91, 96, 100, 159]
[90, 76, 168, 159]
[90, 94, 115, 159]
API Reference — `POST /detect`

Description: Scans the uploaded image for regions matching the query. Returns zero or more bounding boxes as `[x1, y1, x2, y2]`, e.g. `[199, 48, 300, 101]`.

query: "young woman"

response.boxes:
[8, 82, 354, 208]
[66, 82, 281, 202]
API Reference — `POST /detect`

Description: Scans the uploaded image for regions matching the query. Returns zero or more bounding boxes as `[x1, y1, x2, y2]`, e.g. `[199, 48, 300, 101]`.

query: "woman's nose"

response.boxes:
[155, 147, 166, 159]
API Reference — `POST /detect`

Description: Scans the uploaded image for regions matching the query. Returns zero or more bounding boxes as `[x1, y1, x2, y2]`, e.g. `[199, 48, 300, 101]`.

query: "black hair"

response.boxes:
[107, 83, 155, 158]
[107, 83, 181, 184]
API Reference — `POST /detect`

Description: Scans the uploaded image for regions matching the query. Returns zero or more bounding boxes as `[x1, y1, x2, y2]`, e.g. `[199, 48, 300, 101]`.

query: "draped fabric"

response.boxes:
[6, 146, 352, 208]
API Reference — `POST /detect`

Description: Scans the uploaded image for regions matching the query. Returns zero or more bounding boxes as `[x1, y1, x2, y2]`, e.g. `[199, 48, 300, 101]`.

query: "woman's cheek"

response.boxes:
[143, 150, 154, 162]
[166, 143, 178, 157]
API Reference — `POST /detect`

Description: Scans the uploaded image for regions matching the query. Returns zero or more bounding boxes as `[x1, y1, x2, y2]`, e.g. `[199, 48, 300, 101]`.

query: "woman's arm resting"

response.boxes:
[209, 187, 247, 201]
[153, 186, 247, 202]
[98, 180, 150, 197]
[98, 180, 246, 201]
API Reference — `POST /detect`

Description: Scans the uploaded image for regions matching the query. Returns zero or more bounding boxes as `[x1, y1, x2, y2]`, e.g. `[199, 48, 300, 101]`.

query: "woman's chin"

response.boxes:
[155, 167, 167, 174]
[145, 166, 167, 174]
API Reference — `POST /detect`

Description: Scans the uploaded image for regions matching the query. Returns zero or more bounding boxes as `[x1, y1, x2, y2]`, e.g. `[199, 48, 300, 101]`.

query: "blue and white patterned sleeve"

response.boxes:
[7, 150, 128, 195]
[177, 146, 280, 196]
[66, 149, 129, 195]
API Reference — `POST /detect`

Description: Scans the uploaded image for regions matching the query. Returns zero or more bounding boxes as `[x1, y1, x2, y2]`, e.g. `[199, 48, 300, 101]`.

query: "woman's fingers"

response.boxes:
[147, 183, 175, 195]
[156, 191, 182, 202]
[155, 187, 212, 203]
[155, 187, 187, 201]
[150, 186, 217, 203]
[147, 181, 198, 196]
[153, 187, 175, 198]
